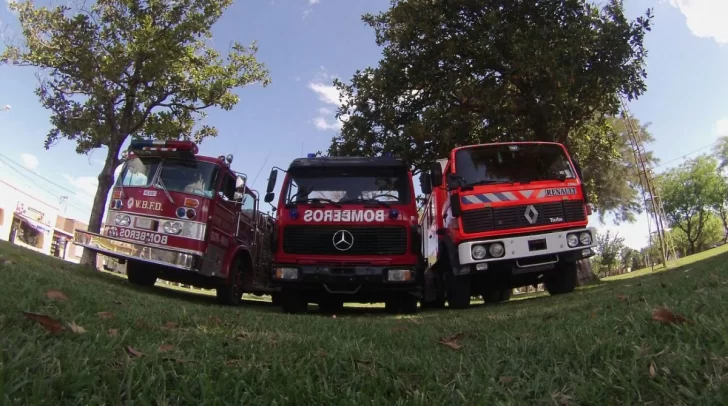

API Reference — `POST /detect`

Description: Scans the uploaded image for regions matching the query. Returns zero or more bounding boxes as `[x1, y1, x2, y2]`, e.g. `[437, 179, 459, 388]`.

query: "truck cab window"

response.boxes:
[220, 173, 237, 201]
[241, 192, 257, 219]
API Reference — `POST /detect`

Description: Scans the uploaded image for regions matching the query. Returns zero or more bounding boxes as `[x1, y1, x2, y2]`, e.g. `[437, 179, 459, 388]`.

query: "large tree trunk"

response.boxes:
[80, 142, 123, 267]
[576, 259, 599, 286]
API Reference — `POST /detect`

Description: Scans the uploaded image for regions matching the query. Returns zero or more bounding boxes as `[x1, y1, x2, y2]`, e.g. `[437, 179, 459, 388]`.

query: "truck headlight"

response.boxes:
[567, 233, 579, 248]
[115, 214, 131, 227]
[162, 221, 183, 235]
[274, 267, 298, 280]
[387, 269, 412, 282]
[579, 232, 592, 246]
[488, 242, 505, 258]
[471, 245, 487, 260]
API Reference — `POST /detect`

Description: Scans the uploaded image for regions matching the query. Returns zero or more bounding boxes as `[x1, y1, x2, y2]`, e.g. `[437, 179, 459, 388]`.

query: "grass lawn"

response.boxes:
[1, 241, 728, 404]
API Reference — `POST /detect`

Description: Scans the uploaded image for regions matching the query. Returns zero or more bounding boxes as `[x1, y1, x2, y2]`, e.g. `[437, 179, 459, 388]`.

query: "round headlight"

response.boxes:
[163, 221, 183, 235]
[471, 245, 487, 260]
[115, 214, 131, 227]
[579, 232, 592, 246]
[488, 242, 505, 257]
[567, 234, 579, 248]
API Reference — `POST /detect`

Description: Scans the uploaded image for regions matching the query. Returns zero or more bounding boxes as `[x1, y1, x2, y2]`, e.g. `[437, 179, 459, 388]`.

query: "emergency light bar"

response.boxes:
[128, 140, 199, 159]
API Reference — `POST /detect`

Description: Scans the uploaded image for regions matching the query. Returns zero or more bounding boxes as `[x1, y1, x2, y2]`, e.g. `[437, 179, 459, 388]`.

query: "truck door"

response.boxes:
[215, 172, 244, 248]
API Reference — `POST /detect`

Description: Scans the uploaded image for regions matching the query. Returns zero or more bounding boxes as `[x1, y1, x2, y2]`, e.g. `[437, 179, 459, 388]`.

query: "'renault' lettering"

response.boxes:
[134, 200, 163, 211]
[544, 187, 577, 197]
[303, 209, 386, 222]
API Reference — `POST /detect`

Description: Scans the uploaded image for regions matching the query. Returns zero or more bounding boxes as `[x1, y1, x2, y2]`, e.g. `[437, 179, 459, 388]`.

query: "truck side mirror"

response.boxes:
[429, 162, 443, 187]
[233, 191, 244, 201]
[235, 175, 247, 192]
[420, 173, 432, 195]
[266, 169, 278, 194]
[264, 192, 275, 203]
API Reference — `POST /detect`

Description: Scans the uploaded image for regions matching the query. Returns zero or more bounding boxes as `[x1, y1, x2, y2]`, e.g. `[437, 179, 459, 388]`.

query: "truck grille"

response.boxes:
[461, 200, 586, 234]
[282, 226, 408, 256]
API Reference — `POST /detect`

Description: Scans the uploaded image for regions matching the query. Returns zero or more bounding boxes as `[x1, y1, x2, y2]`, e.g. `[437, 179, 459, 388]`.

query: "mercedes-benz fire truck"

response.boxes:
[73, 140, 277, 306]
[419, 142, 596, 309]
[264, 154, 423, 314]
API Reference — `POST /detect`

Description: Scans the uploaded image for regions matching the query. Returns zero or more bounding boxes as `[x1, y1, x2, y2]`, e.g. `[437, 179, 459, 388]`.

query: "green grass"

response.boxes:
[1, 241, 728, 404]
[604, 243, 728, 281]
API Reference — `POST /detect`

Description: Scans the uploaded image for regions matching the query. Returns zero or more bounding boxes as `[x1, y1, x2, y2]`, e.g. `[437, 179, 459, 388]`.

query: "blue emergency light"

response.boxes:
[129, 140, 199, 155]
[307, 153, 316, 158]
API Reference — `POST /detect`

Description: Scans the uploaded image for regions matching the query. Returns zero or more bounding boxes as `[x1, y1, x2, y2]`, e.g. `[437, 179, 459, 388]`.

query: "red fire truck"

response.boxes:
[419, 142, 596, 309]
[263, 154, 423, 314]
[73, 140, 278, 305]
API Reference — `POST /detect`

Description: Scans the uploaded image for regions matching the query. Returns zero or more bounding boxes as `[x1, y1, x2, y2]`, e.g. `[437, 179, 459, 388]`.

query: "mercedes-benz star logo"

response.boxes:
[332, 229, 355, 251]
[524, 205, 539, 224]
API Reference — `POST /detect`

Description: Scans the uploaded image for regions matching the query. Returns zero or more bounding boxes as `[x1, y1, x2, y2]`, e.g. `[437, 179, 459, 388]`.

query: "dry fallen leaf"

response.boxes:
[651, 307, 693, 325]
[162, 321, 179, 329]
[438, 333, 465, 350]
[499, 376, 513, 384]
[616, 294, 629, 302]
[108, 328, 119, 337]
[158, 344, 174, 353]
[97, 312, 115, 320]
[649, 360, 657, 377]
[68, 322, 86, 334]
[22, 312, 65, 333]
[46, 289, 69, 301]
[125, 346, 143, 358]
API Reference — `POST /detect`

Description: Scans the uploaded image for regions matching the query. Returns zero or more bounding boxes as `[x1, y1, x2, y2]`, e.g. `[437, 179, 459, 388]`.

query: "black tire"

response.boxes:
[281, 290, 308, 314]
[271, 293, 282, 305]
[318, 299, 344, 314]
[216, 257, 245, 306]
[446, 273, 471, 309]
[544, 262, 577, 295]
[384, 299, 399, 314]
[500, 287, 512, 301]
[126, 261, 157, 287]
[399, 296, 419, 314]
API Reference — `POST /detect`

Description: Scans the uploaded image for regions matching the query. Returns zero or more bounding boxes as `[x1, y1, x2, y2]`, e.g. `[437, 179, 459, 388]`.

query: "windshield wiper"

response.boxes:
[152, 162, 175, 205]
[339, 198, 391, 208]
[286, 197, 342, 208]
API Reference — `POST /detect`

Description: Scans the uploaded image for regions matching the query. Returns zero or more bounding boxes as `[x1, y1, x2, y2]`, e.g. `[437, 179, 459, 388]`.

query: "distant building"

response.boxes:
[0, 179, 88, 262]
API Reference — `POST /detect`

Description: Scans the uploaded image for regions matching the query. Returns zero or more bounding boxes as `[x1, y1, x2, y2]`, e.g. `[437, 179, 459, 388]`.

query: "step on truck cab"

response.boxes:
[419, 142, 596, 309]
[73, 140, 278, 305]
[264, 154, 423, 314]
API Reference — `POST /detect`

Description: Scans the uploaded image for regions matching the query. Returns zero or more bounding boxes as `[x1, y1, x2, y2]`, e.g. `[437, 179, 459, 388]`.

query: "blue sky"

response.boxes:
[1, 0, 727, 249]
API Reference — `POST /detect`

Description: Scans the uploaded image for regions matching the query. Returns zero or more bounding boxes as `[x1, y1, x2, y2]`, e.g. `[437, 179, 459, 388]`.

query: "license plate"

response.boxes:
[134, 217, 154, 230]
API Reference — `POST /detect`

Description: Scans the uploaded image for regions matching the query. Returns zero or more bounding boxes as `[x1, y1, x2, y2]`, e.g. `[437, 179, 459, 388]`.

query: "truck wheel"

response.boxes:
[318, 299, 344, 314]
[126, 261, 157, 287]
[544, 262, 577, 295]
[281, 290, 308, 314]
[216, 258, 245, 306]
[446, 273, 471, 309]
[271, 293, 282, 305]
[483, 287, 512, 303]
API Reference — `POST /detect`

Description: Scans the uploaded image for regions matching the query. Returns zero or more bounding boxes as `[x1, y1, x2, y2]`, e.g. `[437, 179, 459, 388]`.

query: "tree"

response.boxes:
[713, 135, 728, 170]
[594, 230, 625, 276]
[327, 0, 653, 222]
[713, 176, 728, 244]
[2, 0, 270, 266]
[659, 155, 723, 255]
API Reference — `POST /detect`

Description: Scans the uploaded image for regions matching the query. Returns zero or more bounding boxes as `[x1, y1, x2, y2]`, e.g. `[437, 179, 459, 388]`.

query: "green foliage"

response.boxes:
[668, 213, 724, 256]
[2, 0, 270, 155]
[594, 229, 625, 275]
[326, 0, 653, 222]
[658, 155, 724, 254]
[713, 135, 728, 170]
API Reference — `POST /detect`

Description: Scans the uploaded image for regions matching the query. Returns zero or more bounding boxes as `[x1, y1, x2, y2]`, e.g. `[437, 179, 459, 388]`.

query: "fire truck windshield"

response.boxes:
[116, 157, 219, 198]
[284, 167, 411, 205]
[454, 144, 576, 185]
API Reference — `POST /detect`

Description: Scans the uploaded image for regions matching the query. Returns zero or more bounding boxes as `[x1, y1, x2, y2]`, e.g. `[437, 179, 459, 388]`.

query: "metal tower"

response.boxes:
[620, 99, 677, 268]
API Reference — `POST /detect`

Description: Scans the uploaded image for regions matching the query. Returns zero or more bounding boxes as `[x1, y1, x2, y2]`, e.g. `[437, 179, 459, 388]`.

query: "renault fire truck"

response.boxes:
[73, 140, 278, 305]
[419, 142, 596, 309]
[263, 154, 423, 314]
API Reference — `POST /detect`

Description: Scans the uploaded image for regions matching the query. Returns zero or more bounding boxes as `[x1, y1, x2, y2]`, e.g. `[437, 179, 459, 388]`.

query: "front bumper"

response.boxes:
[272, 264, 419, 294]
[457, 228, 596, 267]
[73, 230, 200, 271]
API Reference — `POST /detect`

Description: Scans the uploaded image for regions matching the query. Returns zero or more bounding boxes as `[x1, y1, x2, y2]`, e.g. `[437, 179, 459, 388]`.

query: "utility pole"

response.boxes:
[620, 98, 677, 268]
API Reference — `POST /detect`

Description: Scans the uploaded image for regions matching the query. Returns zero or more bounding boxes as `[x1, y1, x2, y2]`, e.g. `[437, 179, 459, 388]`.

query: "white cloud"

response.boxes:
[308, 82, 341, 106]
[667, 0, 728, 45]
[308, 0, 320, 4]
[302, 0, 320, 18]
[313, 117, 342, 131]
[716, 118, 728, 136]
[63, 174, 99, 198]
[20, 153, 39, 170]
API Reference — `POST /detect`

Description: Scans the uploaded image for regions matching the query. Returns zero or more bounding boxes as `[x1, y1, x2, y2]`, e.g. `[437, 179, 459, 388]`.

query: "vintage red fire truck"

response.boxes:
[419, 141, 596, 309]
[73, 140, 278, 305]
[263, 154, 423, 314]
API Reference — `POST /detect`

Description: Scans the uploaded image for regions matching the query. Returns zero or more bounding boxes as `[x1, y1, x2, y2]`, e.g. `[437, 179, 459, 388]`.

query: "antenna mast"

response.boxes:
[620, 98, 677, 268]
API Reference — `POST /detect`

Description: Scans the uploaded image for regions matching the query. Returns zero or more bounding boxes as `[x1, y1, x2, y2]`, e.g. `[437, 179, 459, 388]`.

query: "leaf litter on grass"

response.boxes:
[651, 307, 694, 325]
[22, 312, 65, 334]
[45, 289, 69, 301]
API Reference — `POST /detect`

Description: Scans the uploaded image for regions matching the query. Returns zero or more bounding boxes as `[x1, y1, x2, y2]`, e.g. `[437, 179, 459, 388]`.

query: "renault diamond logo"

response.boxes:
[524, 205, 539, 224]
[332, 230, 355, 251]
